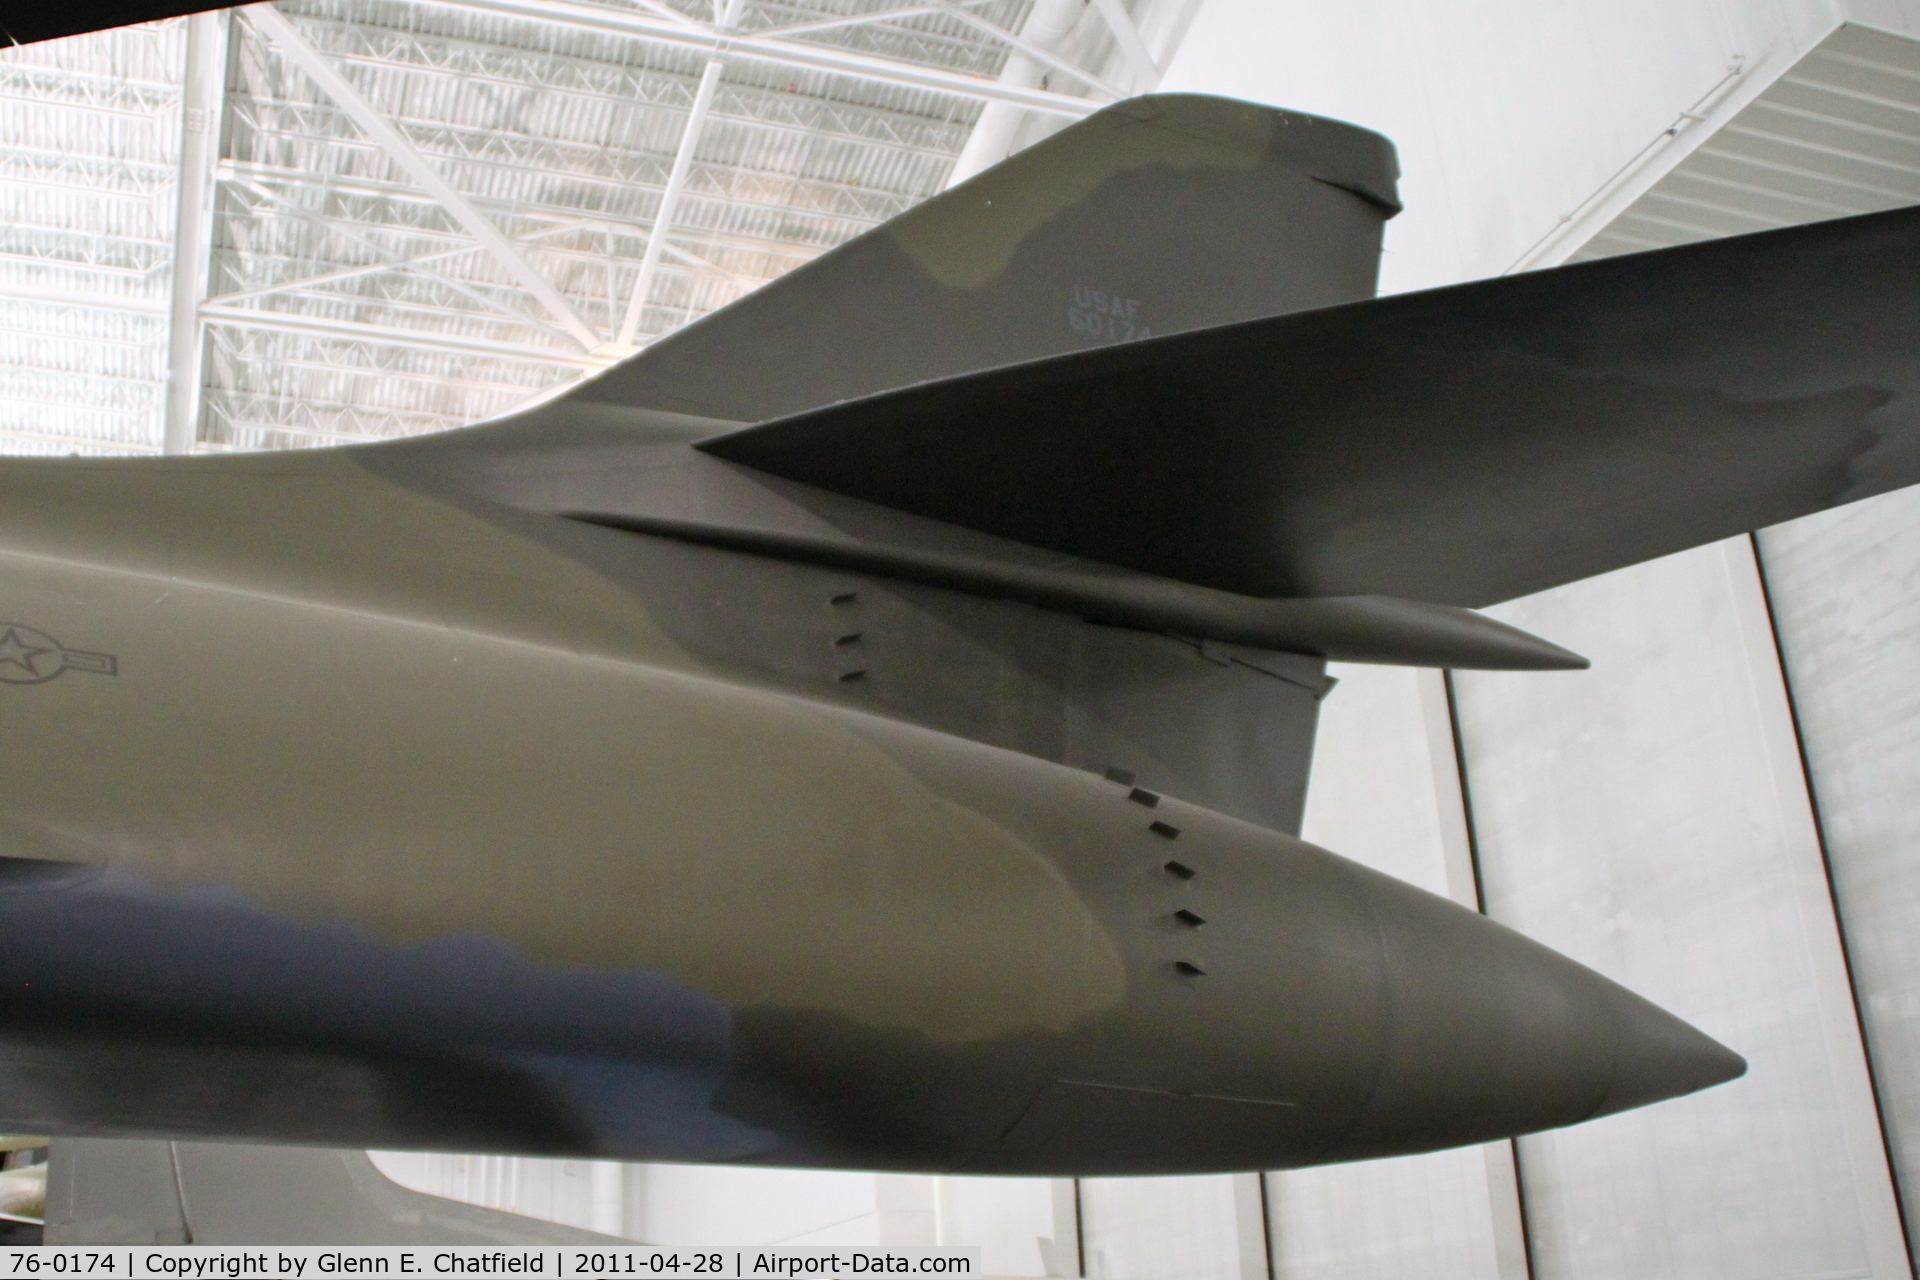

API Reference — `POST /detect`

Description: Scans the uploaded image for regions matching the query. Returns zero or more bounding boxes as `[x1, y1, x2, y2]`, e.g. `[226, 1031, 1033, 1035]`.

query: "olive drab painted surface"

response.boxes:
[0, 95, 1764, 1172]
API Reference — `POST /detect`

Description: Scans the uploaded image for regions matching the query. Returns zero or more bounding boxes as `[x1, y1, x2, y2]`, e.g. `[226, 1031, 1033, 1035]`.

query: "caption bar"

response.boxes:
[0, 1250, 978, 1279]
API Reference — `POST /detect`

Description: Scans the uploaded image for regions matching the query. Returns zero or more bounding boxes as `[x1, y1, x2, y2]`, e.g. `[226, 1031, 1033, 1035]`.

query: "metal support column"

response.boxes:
[162, 9, 229, 456]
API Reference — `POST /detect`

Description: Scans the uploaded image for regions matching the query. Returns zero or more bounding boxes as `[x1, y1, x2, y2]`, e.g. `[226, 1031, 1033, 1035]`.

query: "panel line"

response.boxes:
[1748, 530, 1919, 1271]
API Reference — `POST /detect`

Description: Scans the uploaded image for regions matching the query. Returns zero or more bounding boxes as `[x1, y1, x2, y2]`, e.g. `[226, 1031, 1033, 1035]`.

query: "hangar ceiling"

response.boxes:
[1573, 23, 1920, 261]
[0, 0, 1200, 456]
[17, 9, 1916, 462]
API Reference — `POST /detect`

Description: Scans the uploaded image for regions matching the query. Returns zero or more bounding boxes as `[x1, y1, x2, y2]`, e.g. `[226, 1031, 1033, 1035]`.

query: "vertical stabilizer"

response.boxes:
[573, 93, 1399, 422]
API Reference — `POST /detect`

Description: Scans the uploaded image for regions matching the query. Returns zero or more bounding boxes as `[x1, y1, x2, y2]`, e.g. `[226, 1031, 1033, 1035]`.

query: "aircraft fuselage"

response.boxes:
[0, 448, 1741, 1173]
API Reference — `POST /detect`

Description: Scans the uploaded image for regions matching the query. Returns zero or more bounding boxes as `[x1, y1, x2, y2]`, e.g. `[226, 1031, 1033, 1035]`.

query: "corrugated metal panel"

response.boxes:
[0, 21, 182, 455]
[0, 0, 1195, 454]
[1575, 23, 1920, 261]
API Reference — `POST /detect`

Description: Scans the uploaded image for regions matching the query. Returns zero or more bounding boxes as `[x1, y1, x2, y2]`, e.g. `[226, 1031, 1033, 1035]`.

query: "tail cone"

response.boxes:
[1327, 860, 1745, 1162]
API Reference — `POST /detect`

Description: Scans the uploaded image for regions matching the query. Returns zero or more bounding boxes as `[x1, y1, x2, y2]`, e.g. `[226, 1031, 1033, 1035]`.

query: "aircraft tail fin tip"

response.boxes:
[571, 93, 1399, 422]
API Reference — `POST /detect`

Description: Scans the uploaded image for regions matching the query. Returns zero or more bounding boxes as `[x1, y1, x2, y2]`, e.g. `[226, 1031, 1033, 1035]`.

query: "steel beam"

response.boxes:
[617, 57, 724, 346]
[199, 303, 609, 368]
[944, 0, 1088, 188]
[244, 25, 973, 160]
[755, 0, 996, 40]
[0, 428, 162, 455]
[227, 178, 576, 341]
[616, 0, 706, 27]
[410, 0, 1104, 118]
[248, 5, 602, 350]
[208, 247, 481, 306]
[206, 218, 598, 305]
[1087, 0, 1161, 92]
[0, 282, 169, 316]
[757, 6, 947, 38]
[932, 2, 1123, 98]
[162, 9, 229, 455]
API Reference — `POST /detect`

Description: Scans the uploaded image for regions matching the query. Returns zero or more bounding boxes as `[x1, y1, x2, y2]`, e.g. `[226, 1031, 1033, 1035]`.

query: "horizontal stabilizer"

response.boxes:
[701, 204, 1920, 608]
[566, 512, 1587, 670]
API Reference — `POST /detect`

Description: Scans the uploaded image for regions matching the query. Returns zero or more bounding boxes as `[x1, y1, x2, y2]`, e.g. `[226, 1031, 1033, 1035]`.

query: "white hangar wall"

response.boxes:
[1456, 544, 1903, 1280]
[1162, 0, 1842, 292]
[1151, 1, 1920, 1279]
[380, 2, 1920, 1278]
[1760, 488, 1920, 1255]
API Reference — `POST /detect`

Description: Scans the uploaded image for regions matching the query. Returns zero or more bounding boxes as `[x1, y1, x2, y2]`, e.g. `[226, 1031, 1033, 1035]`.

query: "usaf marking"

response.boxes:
[0, 622, 117, 684]
[1068, 285, 1152, 343]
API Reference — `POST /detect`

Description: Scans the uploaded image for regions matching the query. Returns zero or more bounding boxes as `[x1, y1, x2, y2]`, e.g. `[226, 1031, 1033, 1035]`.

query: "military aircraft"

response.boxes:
[21, 5, 1920, 1175]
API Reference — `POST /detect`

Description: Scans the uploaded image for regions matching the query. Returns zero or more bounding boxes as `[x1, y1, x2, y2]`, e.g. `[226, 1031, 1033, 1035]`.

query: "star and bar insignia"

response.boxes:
[0, 623, 117, 685]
